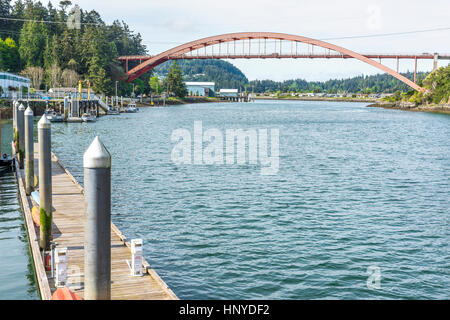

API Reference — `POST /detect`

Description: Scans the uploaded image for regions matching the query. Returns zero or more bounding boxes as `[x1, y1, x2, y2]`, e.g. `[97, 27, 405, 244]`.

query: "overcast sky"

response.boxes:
[51, 0, 449, 81]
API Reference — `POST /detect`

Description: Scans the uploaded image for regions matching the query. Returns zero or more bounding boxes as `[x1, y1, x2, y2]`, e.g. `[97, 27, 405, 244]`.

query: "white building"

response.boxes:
[185, 82, 215, 97]
[218, 89, 239, 97]
[0, 72, 30, 97]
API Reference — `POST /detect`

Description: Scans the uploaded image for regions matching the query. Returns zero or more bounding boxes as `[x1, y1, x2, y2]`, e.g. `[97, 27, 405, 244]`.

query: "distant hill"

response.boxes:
[248, 72, 430, 94]
[154, 59, 430, 94]
[154, 59, 248, 90]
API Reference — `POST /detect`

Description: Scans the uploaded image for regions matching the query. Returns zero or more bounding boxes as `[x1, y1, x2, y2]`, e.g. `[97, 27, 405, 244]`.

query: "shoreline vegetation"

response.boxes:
[366, 101, 450, 115]
[253, 96, 377, 103]
[366, 65, 450, 115]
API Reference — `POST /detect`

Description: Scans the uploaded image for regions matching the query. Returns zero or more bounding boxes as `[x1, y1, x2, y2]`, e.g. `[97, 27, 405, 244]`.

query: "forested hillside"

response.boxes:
[0, 0, 147, 95]
[154, 59, 249, 90]
[155, 58, 430, 94]
[248, 72, 429, 94]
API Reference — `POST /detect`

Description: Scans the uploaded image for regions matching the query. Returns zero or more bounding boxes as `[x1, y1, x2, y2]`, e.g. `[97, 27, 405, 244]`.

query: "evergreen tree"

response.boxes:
[164, 61, 187, 98]
[19, 20, 47, 67]
[0, 0, 12, 40]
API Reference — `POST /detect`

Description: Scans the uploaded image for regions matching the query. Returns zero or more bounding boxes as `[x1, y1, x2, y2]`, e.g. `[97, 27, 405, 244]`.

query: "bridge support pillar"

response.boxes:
[414, 57, 417, 84]
[433, 53, 438, 71]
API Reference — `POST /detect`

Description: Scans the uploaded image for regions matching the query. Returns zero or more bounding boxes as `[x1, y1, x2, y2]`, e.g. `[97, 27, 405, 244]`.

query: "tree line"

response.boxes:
[0, 0, 147, 95]
[247, 72, 429, 94]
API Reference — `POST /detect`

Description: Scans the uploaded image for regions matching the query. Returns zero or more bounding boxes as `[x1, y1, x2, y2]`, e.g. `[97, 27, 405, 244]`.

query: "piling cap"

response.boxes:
[25, 106, 34, 116]
[38, 114, 51, 129]
[19, 103, 25, 111]
[83, 136, 111, 168]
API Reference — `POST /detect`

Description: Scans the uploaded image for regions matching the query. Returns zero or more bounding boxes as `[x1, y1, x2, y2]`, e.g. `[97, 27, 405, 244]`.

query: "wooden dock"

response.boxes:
[15, 143, 178, 300]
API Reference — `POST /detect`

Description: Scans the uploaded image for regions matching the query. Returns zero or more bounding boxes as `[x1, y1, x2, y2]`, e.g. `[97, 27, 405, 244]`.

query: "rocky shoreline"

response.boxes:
[367, 101, 450, 115]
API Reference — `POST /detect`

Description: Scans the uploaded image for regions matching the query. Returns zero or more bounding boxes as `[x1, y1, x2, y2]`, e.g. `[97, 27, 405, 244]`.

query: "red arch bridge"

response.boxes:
[118, 32, 450, 92]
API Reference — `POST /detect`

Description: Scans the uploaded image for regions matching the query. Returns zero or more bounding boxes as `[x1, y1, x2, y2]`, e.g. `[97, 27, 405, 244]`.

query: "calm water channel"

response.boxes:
[0, 122, 39, 300]
[1, 100, 449, 299]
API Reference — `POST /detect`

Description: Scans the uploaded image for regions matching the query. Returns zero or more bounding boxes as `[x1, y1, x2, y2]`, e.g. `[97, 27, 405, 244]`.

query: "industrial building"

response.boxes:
[185, 82, 215, 97]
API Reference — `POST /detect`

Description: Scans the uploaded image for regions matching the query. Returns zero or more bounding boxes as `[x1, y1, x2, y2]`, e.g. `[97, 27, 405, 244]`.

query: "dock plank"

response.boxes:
[16, 143, 177, 300]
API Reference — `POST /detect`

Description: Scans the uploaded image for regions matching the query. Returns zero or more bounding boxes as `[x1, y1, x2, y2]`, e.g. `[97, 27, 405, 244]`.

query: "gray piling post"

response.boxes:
[84, 136, 111, 300]
[38, 115, 52, 251]
[13, 101, 17, 130]
[63, 97, 69, 120]
[0, 108, 2, 156]
[17, 104, 25, 166]
[25, 107, 34, 195]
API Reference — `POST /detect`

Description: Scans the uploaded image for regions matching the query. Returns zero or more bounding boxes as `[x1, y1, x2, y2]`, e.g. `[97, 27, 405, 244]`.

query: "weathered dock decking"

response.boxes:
[15, 143, 177, 300]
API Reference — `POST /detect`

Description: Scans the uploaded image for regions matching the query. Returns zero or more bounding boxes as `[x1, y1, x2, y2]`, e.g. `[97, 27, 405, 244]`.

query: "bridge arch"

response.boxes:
[125, 32, 424, 92]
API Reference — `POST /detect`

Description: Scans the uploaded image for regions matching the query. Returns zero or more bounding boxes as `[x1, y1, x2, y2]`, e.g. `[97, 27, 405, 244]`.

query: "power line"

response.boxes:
[143, 27, 450, 46]
[0, 16, 102, 26]
[0, 15, 448, 46]
[320, 27, 450, 41]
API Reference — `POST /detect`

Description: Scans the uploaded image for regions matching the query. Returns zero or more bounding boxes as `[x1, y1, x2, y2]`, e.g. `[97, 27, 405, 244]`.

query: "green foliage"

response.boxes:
[248, 72, 429, 94]
[1, 1, 148, 94]
[155, 59, 248, 90]
[408, 91, 423, 104]
[423, 65, 450, 104]
[19, 20, 47, 67]
[0, 37, 20, 72]
[149, 76, 162, 94]
[164, 61, 187, 98]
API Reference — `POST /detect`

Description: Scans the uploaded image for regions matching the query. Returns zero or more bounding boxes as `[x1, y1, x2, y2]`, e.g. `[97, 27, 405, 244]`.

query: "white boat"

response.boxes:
[125, 103, 138, 113]
[48, 111, 63, 122]
[81, 113, 97, 122]
[107, 107, 120, 115]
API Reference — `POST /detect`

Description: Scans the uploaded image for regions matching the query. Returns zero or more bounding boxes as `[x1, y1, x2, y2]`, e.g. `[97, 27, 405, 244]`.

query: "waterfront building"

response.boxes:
[0, 72, 30, 97]
[185, 82, 215, 97]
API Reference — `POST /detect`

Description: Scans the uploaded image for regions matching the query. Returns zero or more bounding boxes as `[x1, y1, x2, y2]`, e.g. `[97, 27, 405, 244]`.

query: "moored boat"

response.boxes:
[125, 103, 138, 113]
[81, 113, 97, 122]
[0, 153, 13, 168]
[107, 107, 120, 115]
[46, 111, 63, 122]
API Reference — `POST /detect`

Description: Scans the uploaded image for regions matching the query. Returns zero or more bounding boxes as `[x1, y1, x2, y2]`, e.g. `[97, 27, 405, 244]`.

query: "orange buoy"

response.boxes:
[51, 287, 82, 300]
[32, 206, 40, 227]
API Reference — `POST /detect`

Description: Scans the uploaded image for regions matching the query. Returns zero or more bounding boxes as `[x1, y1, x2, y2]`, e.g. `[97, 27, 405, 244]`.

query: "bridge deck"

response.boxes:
[16, 144, 177, 300]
